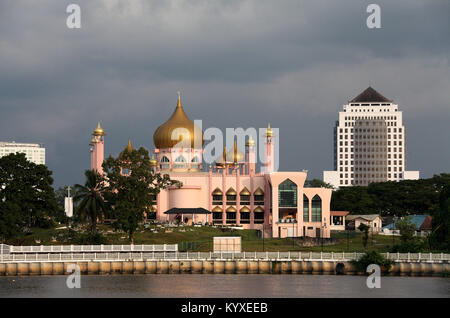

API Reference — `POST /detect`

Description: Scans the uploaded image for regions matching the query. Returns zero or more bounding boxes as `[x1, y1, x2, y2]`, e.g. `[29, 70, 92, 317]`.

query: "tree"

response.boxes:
[73, 170, 107, 234]
[396, 216, 416, 244]
[304, 179, 334, 189]
[0, 201, 22, 242]
[358, 223, 370, 249]
[102, 146, 181, 243]
[430, 184, 450, 251]
[0, 153, 59, 229]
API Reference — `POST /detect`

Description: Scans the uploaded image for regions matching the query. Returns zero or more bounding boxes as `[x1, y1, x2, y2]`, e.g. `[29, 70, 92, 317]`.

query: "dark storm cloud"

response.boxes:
[0, 0, 449, 187]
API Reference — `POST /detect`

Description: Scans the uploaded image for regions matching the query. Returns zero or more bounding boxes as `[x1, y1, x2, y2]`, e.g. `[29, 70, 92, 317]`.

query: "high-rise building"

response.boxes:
[323, 87, 419, 188]
[0, 141, 46, 165]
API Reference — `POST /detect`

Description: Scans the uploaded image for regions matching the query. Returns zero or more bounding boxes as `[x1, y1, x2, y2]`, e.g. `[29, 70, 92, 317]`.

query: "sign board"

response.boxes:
[213, 236, 241, 253]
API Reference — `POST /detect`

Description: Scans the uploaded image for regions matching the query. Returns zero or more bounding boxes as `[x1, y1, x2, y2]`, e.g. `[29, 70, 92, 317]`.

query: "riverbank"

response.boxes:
[1, 259, 449, 276]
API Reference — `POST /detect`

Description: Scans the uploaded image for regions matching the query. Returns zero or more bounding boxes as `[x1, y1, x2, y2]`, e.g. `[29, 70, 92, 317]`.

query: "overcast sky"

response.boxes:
[0, 0, 449, 188]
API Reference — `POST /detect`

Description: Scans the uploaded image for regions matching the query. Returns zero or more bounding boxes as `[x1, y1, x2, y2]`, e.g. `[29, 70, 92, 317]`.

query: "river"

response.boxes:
[0, 275, 448, 298]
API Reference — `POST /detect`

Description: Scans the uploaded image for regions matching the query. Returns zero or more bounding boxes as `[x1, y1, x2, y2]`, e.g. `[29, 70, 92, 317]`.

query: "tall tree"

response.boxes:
[0, 153, 58, 229]
[0, 201, 21, 242]
[304, 179, 334, 189]
[430, 184, 450, 251]
[73, 170, 107, 234]
[102, 146, 181, 243]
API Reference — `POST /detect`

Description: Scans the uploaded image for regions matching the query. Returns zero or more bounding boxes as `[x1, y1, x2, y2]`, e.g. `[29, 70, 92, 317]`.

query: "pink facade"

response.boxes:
[89, 96, 332, 238]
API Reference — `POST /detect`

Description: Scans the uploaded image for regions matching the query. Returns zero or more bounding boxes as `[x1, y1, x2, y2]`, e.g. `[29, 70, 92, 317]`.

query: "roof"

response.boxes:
[350, 87, 392, 103]
[420, 215, 432, 230]
[164, 208, 211, 214]
[382, 215, 431, 230]
[330, 211, 349, 216]
[346, 214, 381, 221]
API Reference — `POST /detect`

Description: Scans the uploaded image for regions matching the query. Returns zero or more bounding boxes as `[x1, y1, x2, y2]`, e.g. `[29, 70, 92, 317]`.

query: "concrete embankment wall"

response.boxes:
[0, 260, 449, 276]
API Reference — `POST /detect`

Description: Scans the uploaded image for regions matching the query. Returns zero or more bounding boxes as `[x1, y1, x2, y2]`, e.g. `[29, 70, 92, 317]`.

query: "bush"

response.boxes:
[351, 250, 393, 272]
[391, 239, 427, 253]
[73, 232, 109, 244]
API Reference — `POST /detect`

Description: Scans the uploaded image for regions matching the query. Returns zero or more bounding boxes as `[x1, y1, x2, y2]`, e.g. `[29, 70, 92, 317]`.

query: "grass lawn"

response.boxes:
[5, 223, 420, 253]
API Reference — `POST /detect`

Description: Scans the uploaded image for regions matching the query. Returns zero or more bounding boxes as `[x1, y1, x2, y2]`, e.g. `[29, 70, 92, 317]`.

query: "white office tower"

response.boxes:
[323, 87, 419, 188]
[0, 141, 46, 165]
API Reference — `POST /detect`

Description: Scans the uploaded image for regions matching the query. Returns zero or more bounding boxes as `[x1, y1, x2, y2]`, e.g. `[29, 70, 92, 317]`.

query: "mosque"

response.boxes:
[89, 95, 331, 238]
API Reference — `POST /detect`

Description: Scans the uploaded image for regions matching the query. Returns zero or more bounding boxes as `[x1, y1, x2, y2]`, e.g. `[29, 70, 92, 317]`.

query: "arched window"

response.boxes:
[303, 194, 309, 222]
[278, 179, 297, 207]
[226, 188, 237, 204]
[175, 156, 186, 162]
[191, 156, 199, 162]
[311, 194, 322, 222]
[173, 155, 187, 169]
[160, 156, 170, 169]
[212, 188, 223, 204]
[254, 187, 264, 205]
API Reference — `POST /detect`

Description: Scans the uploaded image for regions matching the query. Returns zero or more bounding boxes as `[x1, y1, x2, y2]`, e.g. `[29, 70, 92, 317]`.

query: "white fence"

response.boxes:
[1, 251, 448, 263]
[5, 244, 177, 254]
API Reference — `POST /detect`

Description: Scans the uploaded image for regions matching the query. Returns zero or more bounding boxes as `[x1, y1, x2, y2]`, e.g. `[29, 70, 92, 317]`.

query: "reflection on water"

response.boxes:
[0, 275, 448, 298]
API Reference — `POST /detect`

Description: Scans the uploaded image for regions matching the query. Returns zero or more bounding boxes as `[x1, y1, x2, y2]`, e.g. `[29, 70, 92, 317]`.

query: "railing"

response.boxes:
[1, 251, 448, 263]
[5, 244, 178, 254]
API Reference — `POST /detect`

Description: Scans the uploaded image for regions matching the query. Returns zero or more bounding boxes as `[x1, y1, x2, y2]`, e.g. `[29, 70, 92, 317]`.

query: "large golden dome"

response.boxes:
[153, 94, 203, 149]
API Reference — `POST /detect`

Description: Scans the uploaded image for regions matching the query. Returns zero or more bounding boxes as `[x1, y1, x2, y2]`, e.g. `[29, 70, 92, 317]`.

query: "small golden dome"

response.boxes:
[226, 206, 237, 213]
[89, 137, 97, 146]
[246, 136, 255, 147]
[216, 140, 245, 165]
[212, 188, 223, 196]
[153, 93, 203, 149]
[150, 155, 157, 166]
[254, 187, 264, 196]
[150, 206, 157, 212]
[254, 206, 264, 213]
[240, 187, 251, 196]
[212, 206, 223, 213]
[226, 187, 237, 196]
[265, 123, 273, 137]
[119, 139, 134, 158]
[93, 122, 105, 136]
[240, 206, 250, 213]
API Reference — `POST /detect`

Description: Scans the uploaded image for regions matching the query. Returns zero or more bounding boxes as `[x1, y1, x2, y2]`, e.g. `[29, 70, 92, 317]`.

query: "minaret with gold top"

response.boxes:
[90, 122, 105, 174]
[263, 123, 274, 174]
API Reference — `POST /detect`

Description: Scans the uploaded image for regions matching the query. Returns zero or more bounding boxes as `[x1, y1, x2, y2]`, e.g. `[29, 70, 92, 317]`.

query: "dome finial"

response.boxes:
[177, 91, 181, 107]
[266, 123, 273, 137]
[126, 139, 133, 152]
[93, 121, 105, 136]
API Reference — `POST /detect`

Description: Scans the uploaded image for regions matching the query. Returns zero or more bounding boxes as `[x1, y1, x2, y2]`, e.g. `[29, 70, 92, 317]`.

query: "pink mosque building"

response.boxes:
[89, 96, 331, 238]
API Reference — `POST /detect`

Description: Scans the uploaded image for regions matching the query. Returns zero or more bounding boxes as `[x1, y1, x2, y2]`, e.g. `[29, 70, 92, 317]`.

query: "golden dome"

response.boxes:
[226, 187, 237, 196]
[150, 155, 157, 166]
[226, 206, 237, 213]
[254, 206, 264, 213]
[153, 93, 203, 149]
[212, 188, 223, 196]
[89, 137, 97, 146]
[240, 206, 250, 213]
[119, 139, 134, 158]
[240, 187, 251, 196]
[265, 123, 273, 137]
[254, 187, 264, 195]
[93, 122, 105, 136]
[215, 140, 245, 165]
[246, 136, 255, 147]
[212, 206, 223, 213]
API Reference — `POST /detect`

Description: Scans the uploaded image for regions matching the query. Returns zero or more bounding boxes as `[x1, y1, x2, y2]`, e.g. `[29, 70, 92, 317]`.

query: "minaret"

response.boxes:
[263, 123, 274, 174]
[90, 122, 105, 174]
[246, 136, 256, 176]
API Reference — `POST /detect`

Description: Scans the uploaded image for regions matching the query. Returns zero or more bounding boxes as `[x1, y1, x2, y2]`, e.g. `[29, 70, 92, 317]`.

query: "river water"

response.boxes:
[0, 275, 448, 298]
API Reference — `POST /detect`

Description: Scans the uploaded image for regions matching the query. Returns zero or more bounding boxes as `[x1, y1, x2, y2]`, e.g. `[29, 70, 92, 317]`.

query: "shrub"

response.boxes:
[351, 250, 393, 272]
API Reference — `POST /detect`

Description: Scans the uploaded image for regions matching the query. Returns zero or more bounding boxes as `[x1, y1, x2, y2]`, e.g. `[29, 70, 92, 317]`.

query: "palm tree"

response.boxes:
[73, 170, 107, 234]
